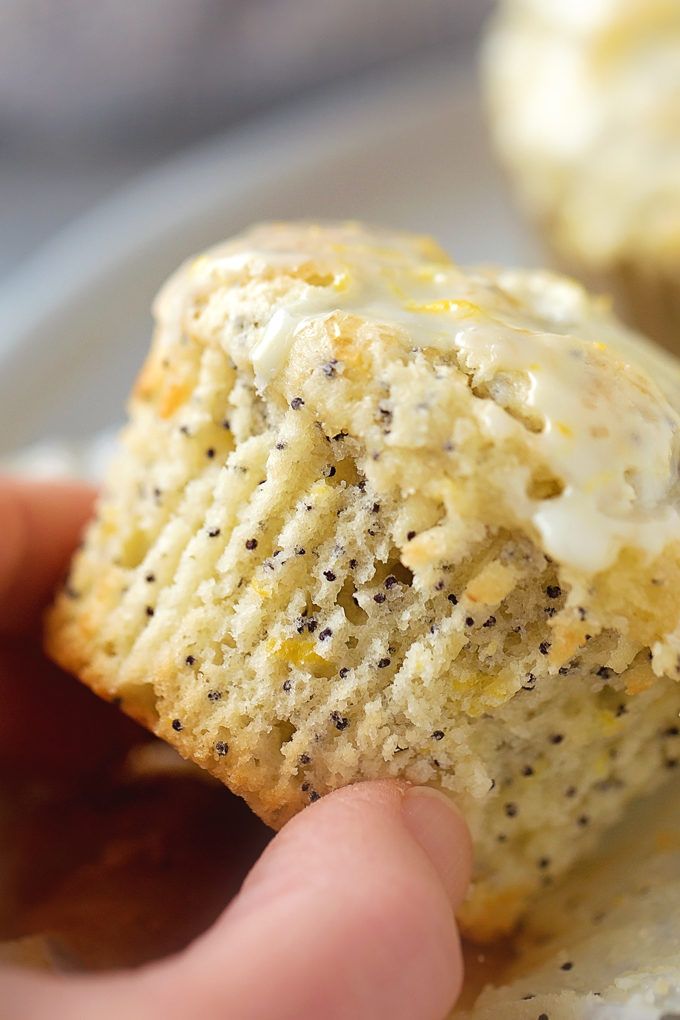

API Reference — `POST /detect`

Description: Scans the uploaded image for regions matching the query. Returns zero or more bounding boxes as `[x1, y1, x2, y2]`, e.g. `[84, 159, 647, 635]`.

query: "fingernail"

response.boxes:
[401, 786, 472, 908]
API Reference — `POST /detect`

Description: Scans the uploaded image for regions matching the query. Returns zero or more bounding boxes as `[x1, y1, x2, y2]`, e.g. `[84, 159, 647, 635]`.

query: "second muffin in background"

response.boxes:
[483, 0, 680, 353]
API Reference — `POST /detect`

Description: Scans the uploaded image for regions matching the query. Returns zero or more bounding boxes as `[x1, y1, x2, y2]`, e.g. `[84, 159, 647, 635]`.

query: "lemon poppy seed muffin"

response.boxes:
[46, 222, 680, 941]
[483, 0, 680, 353]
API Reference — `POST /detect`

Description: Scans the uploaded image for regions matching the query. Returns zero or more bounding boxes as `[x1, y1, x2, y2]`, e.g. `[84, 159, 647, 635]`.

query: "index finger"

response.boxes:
[0, 478, 146, 777]
[0, 477, 95, 635]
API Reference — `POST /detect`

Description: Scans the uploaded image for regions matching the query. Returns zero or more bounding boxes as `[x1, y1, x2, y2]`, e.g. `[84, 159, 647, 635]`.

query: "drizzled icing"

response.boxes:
[161, 223, 680, 573]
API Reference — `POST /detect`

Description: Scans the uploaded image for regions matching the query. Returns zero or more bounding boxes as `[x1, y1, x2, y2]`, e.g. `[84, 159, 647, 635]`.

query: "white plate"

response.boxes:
[0, 55, 541, 455]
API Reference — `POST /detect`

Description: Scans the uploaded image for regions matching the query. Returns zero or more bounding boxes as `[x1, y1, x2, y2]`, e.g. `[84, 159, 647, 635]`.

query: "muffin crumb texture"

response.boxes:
[46, 222, 680, 941]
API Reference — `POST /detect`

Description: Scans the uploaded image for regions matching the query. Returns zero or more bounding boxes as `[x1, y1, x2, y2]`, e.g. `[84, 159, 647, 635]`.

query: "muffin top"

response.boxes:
[483, 0, 680, 265]
[156, 221, 680, 575]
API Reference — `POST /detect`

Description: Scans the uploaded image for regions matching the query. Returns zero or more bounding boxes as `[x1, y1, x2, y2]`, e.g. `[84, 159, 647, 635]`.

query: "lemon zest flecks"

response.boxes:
[269, 637, 334, 678]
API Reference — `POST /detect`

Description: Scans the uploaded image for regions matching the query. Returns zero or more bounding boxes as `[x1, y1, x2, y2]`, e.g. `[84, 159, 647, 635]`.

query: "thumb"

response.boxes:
[2, 780, 472, 1020]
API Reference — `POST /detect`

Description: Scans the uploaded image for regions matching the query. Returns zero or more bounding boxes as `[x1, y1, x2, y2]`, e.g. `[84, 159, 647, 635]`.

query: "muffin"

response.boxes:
[46, 222, 680, 941]
[482, 0, 680, 353]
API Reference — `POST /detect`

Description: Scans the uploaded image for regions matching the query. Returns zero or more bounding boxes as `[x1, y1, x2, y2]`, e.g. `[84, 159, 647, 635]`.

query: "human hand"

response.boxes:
[0, 477, 472, 1020]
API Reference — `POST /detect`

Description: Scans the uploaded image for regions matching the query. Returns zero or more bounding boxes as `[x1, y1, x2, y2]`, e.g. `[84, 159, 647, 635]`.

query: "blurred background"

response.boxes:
[0, 0, 492, 274]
